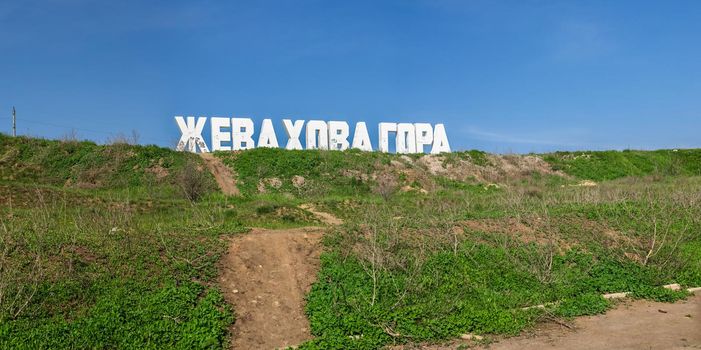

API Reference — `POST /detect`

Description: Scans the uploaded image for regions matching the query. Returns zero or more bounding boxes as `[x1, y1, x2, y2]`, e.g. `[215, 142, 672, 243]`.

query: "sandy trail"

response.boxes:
[200, 153, 239, 196]
[399, 294, 701, 350]
[218, 227, 324, 350]
[204, 156, 341, 349]
[299, 204, 344, 225]
[487, 294, 701, 350]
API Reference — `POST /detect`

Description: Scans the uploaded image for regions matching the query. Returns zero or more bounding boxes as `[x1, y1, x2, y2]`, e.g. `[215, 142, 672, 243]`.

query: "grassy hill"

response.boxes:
[0, 133, 217, 198]
[1, 134, 700, 349]
[543, 149, 701, 180]
[0, 135, 236, 348]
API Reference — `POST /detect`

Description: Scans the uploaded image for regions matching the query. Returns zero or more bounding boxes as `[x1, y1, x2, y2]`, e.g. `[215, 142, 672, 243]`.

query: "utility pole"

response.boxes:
[12, 106, 16, 137]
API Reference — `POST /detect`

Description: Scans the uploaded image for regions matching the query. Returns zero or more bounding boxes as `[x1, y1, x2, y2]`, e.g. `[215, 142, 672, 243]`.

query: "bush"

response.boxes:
[179, 159, 209, 201]
[554, 293, 610, 318]
[372, 172, 397, 200]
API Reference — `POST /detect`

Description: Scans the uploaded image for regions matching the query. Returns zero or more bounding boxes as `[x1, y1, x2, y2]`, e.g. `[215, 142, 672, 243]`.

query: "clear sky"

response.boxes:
[1, 0, 700, 153]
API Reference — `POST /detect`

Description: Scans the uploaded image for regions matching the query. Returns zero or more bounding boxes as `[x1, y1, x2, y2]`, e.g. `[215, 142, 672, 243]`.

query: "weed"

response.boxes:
[554, 293, 610, 318]
[3, 135, 701, 349]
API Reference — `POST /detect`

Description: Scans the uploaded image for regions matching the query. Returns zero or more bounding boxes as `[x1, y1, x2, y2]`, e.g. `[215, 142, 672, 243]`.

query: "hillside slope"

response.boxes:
[0, 135, 235, 349]
[214, 148, 565, 199]
[0, 133, 216, 198]
[212, 147, 701, 349]
[1, 135, 700, 350]
[544, 149, 701, 180]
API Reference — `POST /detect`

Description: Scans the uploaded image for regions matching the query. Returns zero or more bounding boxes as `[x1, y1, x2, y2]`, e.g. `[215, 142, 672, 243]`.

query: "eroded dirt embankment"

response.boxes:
[200, 153, 240, 196]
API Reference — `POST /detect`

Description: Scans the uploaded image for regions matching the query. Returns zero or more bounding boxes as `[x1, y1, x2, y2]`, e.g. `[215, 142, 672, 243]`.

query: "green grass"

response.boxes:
[0, 135, 238, 349]
[0, 183, 244, 348]
[2, 134, 701, 349]
[297, 173, 701, 349]
[299, 213, 699, 348]
[1, 281, 233, 349]
[441, 149, 491, 167]
[543, 149, 701, 181]
[553, 293, 610, 318]
[216, 147, 392, 198]
[0, 133, 215, 198]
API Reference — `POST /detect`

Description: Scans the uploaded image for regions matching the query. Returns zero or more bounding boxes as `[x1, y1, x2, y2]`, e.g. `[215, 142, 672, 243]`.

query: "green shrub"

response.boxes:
[630, 286, 689, 303]
[554, 293, 610, 318]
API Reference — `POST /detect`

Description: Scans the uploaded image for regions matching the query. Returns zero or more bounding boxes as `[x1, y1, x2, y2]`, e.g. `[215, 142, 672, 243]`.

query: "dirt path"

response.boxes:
[216, 190, 699, 350]
[200, 153, 239, 196]
[299, 204, 344, 225]
[218, 227, 324, 350]
[489, 294, 701, 349]
[401, 294, 701, 350]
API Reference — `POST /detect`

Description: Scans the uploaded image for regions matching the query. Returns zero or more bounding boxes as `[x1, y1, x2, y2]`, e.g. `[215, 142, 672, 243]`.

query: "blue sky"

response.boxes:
[1, 0, 700, 153]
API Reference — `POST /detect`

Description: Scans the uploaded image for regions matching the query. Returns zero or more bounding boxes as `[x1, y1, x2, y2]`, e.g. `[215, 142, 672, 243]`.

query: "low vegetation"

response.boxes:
[1, 134, 700, 349]
[298, 177, 699, 348]
[543, 149, 701, 180]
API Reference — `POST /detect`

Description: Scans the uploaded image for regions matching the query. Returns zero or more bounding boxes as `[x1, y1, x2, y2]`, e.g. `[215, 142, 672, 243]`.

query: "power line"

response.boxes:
[20, 113, 162, 132]
[21, 119, 128, 136]
[11, 116, 175, 146]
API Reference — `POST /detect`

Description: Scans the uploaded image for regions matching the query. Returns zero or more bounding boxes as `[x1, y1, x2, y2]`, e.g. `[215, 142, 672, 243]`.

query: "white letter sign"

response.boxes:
[431, 123, 451, 154]
[232, 118, 255, 150]
[257, 118, 279, 148]
[175, 116, 451, 154]
[351, 122, 373, 151]
[378, 122, 397, 153]
[306, 120, 328, 150]
[328, 121, 350, 151]
[176, 116, 209, 153]
[283, 119, 304, 150]
[396, 123, 416, 154]
[211, 117, 231, 151]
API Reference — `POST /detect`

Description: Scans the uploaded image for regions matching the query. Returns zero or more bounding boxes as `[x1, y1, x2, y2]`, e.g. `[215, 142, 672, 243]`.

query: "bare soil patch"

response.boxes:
[218, 227, 324, 349]
[486, 294, 701, 350]
[397, 294, 701, 350]
[416, 154, 563, 183]
[200, 153, 239, 196]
